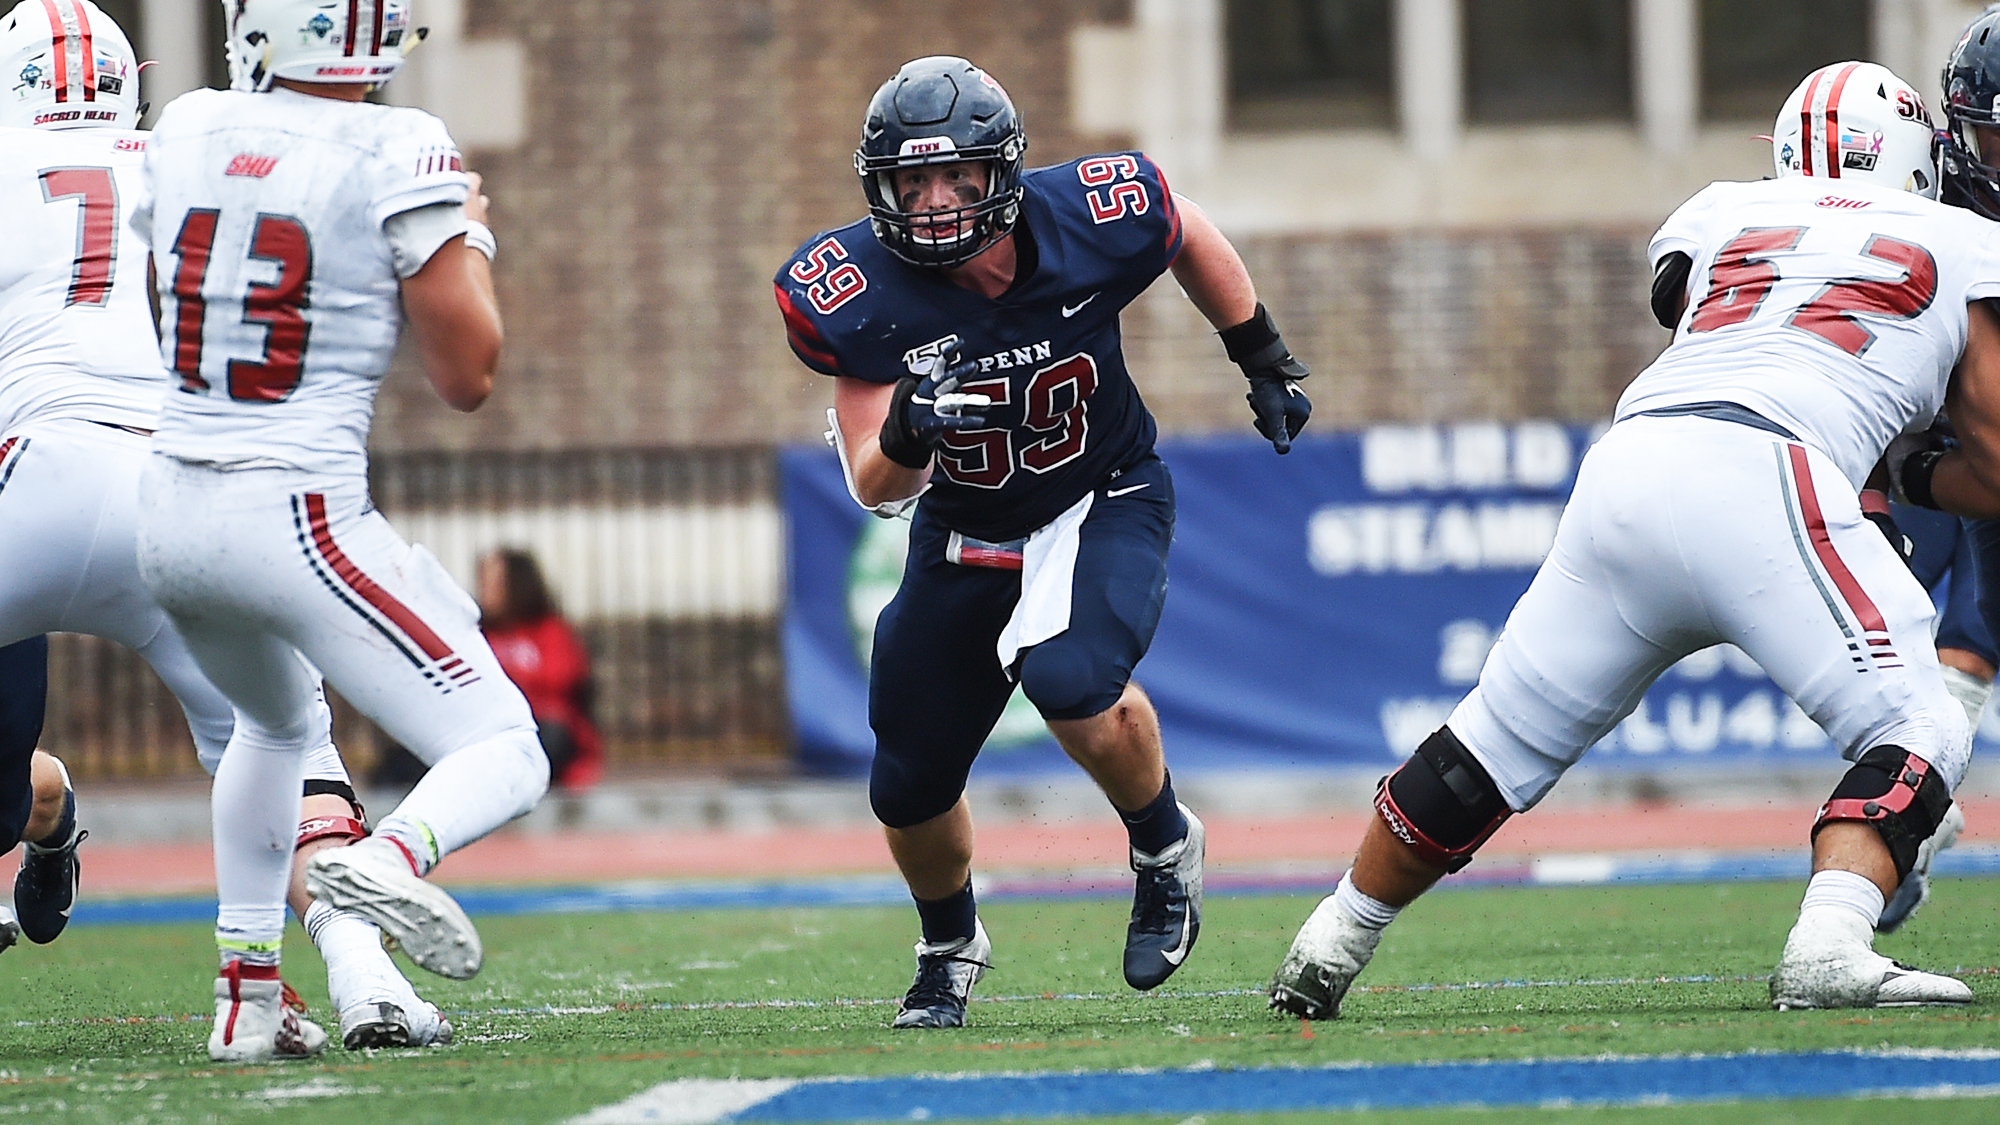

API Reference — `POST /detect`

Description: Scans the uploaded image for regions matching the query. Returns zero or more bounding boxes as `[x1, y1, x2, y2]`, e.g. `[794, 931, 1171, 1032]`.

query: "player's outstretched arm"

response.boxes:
[834, 376, 931, 508]
[1168, 196, 1257, 328]
[402, 175, 503, 412]
[1913, 299, 2000, 516]
[1170, 194, 1314, 454]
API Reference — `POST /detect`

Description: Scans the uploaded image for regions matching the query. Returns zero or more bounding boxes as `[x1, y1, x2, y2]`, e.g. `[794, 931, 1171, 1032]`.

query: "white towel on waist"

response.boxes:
[996, 490, 1094, 677]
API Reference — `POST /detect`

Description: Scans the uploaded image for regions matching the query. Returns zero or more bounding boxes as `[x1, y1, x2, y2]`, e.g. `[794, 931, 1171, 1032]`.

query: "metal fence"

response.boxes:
[45, 447, 790, 783]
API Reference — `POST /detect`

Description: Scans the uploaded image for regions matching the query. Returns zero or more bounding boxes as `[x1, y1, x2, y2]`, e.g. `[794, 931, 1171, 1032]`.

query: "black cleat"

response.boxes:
[1123, 806, 1204, 991]
[15, 828, 84, 945]
[891, 922, 991, 1029]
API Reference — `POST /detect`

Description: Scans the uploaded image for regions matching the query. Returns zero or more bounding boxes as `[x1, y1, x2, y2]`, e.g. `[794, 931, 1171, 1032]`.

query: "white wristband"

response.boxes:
[462, 220, 497, 262]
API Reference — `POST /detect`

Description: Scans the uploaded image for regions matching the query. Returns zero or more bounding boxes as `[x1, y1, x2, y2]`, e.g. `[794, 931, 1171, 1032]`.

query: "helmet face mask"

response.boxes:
[1944, 9, 2000, 219]
[1770, 61, 1940, 200]
[856, 56, 1026, 269]
[0, 0, 140, 130]
[226, 0, 419, 93]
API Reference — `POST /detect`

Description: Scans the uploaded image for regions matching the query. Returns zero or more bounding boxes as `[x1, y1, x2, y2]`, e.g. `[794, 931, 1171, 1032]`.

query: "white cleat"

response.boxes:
[0, 904, 18, 953]
[338, 998, 452, 1049]
[1772, 905, 1972, 1009]
[1877, 801, 1966, 933]
[305, 838, 482, 980]
[208, 965, 329, 1062]
[1268, 894, 1382, 1020]
[339, 1001, 411, 1050]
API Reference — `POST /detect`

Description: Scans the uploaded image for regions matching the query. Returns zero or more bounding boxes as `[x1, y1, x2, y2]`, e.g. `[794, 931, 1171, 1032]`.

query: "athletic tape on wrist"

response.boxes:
[463, 220, 497, 262]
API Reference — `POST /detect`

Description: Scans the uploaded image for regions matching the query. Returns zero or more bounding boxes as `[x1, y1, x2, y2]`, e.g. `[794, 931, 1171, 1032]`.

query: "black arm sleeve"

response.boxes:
[1651, 251, 1694, 330]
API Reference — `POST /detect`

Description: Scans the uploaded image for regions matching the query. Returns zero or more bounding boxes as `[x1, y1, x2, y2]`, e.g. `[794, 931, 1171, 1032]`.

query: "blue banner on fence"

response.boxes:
[781, 423, 1986, 778]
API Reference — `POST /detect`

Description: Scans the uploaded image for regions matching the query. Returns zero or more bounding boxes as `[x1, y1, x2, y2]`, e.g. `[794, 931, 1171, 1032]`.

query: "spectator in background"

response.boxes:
[477, 550, 603, 790]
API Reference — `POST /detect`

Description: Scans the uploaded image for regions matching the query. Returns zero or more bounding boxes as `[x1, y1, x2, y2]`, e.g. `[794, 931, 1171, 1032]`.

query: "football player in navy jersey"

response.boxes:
[775, 56, 1312, 1028]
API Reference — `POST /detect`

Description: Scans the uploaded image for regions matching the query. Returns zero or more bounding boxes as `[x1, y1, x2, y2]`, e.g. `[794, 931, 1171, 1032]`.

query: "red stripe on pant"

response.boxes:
[303, 493, 455, 662]
[1788, 443, 1887, 633]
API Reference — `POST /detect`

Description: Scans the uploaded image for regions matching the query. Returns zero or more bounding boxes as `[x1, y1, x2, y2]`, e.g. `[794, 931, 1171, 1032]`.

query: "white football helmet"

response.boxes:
[1771, 61, 1940, 199]
[225, 0, 422, 92]
[0, 0, 140, 130]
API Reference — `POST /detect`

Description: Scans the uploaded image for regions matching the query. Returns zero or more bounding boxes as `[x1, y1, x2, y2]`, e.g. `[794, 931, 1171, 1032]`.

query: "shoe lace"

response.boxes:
[1129, 861, 1184, 937]
[902, 950, 987, 1012]
[21, 829, 85, 895]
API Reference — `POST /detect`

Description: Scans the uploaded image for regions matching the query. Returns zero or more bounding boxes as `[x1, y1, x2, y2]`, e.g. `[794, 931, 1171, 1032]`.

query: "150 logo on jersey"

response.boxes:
[1688, 226, 1936, 357]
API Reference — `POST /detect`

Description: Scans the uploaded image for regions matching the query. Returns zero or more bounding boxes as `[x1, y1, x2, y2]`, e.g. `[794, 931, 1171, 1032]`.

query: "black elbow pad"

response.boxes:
[1651, 251, 1694, 330]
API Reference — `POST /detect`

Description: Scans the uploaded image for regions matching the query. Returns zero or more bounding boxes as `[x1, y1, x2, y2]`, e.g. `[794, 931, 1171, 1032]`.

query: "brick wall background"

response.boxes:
[46, 2, 1680, 782]
[367, 0, 1667, 455]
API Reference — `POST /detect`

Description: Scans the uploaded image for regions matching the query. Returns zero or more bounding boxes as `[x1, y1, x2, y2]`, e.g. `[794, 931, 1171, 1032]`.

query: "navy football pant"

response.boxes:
[1896, 505, 1998, 668]
[0, 635, 49, 855]
[869, 458, 1174, 829]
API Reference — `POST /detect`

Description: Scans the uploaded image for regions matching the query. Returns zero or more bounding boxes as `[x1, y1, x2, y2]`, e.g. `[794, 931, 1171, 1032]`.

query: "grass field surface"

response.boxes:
[2, 879, 1997, 1122]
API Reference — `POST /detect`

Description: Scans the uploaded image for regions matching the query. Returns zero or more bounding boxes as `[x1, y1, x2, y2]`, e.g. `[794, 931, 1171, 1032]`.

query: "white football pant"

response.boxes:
[1449, 414, 1970, 810]
[136, 458, 548, 951]
[0, 418, 347, 782]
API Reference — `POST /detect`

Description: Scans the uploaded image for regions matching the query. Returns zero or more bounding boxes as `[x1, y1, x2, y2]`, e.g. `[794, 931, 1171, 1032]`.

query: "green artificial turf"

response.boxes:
[1, 880, 1996, 1123]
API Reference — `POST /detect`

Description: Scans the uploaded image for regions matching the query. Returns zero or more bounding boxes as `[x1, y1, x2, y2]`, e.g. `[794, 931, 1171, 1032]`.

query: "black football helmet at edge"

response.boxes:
[1943, 6, 2000, 218]
[855, 56, 1027, 269]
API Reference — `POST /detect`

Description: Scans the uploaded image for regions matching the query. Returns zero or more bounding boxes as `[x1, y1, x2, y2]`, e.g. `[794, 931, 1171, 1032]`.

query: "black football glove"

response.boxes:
[878, 335, 991, 469]
[1221, 303, 1311, 454]
[1859, 490, 1914, 569]
[1887, 424, 1954, 510]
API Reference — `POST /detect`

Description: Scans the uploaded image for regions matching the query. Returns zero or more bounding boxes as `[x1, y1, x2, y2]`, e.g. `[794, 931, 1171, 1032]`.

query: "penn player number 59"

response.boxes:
[936, 353, 1100, 488]
[1077, 156, 1148, 225]
[789, 236, 867, 315]
[1688, 225, 1937, 357]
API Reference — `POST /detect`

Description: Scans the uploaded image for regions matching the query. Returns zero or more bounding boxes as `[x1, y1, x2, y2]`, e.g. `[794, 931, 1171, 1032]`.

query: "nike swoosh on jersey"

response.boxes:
[1105, 482, 1150, 498]
[1061, 293, 1100, 317]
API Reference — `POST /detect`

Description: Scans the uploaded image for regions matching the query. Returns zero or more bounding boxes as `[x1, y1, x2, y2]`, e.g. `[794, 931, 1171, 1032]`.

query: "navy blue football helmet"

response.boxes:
[855, 56, 1026, 268]
[1943, 7, 2000, 218]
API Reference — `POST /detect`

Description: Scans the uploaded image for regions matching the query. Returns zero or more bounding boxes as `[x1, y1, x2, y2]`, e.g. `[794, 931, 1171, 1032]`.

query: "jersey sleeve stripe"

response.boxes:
[775, 283, 843, 374]
[1147, 157, 1185, 263]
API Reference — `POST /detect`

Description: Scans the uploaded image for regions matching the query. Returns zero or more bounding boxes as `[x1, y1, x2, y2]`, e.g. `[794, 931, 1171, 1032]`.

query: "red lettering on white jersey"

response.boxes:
[224, 154, 279, 178]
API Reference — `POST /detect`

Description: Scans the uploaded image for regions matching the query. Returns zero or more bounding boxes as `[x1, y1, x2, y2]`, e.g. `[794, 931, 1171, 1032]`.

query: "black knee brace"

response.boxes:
[1374, 727, 1513, 873]
[1812, 745, 1952, 880]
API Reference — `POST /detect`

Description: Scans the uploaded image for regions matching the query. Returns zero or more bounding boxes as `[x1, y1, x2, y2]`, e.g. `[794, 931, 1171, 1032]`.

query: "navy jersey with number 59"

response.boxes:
[775, 152, 1184, 541]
